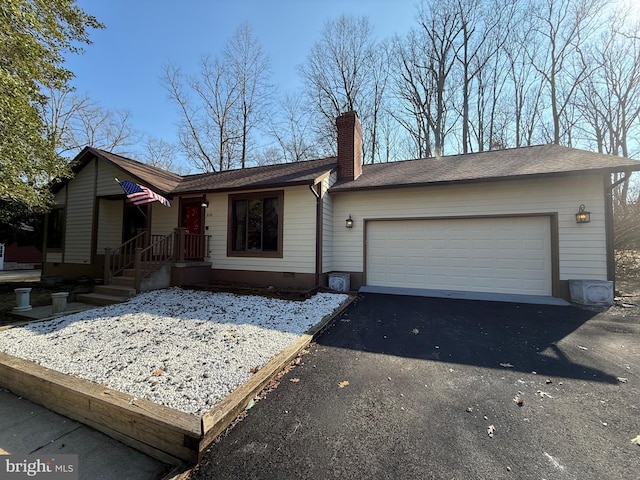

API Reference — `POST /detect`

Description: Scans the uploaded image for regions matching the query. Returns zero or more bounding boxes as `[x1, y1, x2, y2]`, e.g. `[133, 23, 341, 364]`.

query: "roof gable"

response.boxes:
[88, 148, 182, 194]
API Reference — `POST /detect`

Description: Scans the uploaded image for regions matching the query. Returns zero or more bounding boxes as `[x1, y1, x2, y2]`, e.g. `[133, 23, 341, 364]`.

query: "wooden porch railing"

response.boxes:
[103, 230, 147, 285]
[174, 228, 212, 262]
[104, 228, 211, 291]
[133, 232, 175, 292]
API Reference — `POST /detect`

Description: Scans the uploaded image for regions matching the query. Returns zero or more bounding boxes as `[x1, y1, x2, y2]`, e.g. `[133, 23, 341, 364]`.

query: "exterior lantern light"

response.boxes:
[201, 200, 209, 208]
[575, 204, 590, 223]
[345, 214, 354, 229]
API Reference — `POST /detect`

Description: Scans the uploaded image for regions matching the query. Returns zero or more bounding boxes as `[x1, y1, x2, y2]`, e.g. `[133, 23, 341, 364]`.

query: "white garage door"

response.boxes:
[366, 217, 552, 296]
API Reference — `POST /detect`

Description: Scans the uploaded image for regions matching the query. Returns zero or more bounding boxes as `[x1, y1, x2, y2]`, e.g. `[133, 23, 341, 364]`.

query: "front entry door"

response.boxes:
[180, 201, 203, 259]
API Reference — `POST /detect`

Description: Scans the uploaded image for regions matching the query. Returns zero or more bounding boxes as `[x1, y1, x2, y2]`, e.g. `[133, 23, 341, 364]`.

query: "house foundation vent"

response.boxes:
[328, 273, 351, 292]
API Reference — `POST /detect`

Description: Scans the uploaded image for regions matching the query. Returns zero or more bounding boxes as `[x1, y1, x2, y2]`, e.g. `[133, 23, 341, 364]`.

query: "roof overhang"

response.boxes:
[329, 167, 640, 194]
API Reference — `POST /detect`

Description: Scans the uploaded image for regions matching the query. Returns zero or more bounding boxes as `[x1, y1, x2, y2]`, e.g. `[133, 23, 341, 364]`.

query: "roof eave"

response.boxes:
[329, 167, 640, 194]
[89, 148, 177, 196]
[173, 179, 320, 196]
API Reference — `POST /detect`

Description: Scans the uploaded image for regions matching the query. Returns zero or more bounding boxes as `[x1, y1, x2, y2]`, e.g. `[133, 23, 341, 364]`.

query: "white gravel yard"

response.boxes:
[0, 288, 348, 415]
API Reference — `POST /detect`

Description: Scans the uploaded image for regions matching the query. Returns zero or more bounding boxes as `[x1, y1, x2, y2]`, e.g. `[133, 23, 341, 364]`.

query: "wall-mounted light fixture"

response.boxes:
[201, 200, 209, 208]
[345, 214, 354, 229]
[575, 204, 590, 223]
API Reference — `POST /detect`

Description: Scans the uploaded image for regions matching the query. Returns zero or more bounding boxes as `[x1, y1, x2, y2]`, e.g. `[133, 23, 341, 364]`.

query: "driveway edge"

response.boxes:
[198, 294, 356, 460]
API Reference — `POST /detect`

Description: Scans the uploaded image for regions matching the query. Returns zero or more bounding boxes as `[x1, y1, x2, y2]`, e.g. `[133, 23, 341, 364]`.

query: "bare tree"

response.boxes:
[417, 0, 465, 157]
[526, 0, 608, 145]
[139, 136, 183, 173]
[224, 23, 274, 168]
[163, 60, 239, 172]
[504, 17, 547, 147]
[267, 93, 317, 162]
[454, 0, 516, 152]
[390, 30, 435, 158]
[298, 15, 382, 160]
[577, 15, 640, 158]
[163, 24, 272, 172]
[40, 84, 138, 159]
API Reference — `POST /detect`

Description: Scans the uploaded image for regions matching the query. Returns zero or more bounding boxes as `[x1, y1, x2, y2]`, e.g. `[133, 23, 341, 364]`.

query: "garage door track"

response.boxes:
[191, 294, 640, 480]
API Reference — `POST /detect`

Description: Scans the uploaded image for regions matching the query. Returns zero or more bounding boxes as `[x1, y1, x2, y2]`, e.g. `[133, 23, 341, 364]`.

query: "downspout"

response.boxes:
[309, 183, 322, 288]
[604, 170, 631, 285]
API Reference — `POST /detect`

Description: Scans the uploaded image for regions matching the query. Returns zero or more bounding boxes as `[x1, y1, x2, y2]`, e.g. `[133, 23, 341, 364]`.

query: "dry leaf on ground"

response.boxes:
[411, 328, 419, 335]
[631, 435, 640, 445]
[487, 425, 495, 438]
[290, 377, 300, 383]
[500, 362, 514, 368]
[338, 380, 350, 388]
[152, 368, 163, 376]
[537, 390, 554, 399]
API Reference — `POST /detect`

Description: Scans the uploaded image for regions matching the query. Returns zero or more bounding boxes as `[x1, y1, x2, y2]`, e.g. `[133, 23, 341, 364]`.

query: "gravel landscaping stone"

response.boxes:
[0, 288, 348, 415]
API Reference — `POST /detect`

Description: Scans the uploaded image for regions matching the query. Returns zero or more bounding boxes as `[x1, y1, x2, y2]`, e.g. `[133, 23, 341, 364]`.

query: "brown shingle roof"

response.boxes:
[173, 157, 337, 193]
[329, 144, 640, 192]
[89, 148, 182, 194]
[62, 144, 639, 198]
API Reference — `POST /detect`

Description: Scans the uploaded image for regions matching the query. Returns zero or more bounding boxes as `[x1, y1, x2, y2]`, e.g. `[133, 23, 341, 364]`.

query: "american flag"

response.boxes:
[117, 179, 171, 207]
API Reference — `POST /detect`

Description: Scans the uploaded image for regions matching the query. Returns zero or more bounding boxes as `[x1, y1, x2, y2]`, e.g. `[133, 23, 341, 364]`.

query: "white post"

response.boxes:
[51, 292, 69, 314]
[13, 288, 32, 312]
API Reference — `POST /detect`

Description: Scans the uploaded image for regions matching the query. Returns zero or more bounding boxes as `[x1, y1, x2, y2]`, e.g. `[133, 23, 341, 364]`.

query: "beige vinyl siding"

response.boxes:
[321, 172, 336, 273]
[96, 199, 123, 253]
[64, 159, 96, 264]
[151, 201, 178, 236]
[330, 173, 607, 281]
[96, 161, 132, 196]
[207, 186, 317, 273]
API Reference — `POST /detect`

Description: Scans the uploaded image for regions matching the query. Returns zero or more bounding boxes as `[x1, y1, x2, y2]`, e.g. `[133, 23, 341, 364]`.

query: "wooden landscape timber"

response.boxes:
[0, 295, 355, 465]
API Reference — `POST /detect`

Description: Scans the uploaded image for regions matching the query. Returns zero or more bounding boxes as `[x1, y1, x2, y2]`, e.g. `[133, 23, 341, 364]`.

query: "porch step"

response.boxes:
[111, 276, 135, 288]
[76, 293, 130, 306]
[94, 284, 136, 298]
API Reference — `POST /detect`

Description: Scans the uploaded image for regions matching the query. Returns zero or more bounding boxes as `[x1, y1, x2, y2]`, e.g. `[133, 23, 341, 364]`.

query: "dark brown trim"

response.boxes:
[90, 158, 99, 263]
[174, 178, 328, 196]
[226, 190, 284, 259]
[604, 173, 615, 283]
[314, 184, 323, 287]
[549, 213, 560, 297]
[210, 269, 316, 290]
[363, 214, 560, 298]
[43, 259, 104, 280]
[63, 185, 68, 264]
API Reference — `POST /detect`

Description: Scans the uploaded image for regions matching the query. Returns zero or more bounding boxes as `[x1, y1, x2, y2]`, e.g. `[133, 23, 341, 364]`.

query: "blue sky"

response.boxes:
[66, 0, 419, 163]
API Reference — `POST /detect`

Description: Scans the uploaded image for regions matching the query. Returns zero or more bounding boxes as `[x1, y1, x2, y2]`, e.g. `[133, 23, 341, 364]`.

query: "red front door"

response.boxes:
[181, 203, 202, 235]
[180, 202, 203, 259]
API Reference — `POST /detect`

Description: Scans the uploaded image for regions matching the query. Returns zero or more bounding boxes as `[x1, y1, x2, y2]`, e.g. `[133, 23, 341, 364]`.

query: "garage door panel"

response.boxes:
[366, 217, 552, 296]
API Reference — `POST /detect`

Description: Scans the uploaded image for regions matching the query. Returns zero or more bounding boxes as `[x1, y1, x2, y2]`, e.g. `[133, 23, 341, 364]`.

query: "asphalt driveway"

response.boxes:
[190, 293, 640, 480]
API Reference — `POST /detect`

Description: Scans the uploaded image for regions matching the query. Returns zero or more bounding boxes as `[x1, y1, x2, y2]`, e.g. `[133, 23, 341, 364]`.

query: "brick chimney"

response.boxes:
[336, 111, 363, 181]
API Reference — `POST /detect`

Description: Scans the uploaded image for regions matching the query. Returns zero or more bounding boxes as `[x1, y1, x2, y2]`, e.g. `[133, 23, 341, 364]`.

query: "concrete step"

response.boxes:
[76, 293, 130, 306]
[111, 276, 135, 288]
[95, 284, 136, 297]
